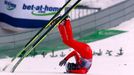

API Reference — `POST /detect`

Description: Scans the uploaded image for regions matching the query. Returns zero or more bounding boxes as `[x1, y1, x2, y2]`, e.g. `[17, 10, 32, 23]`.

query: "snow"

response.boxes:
[0, 17, 134, 75]
[89, 27, 134, 75]
[0, 0, 134, 75]
[80, 0, 125, 9]
[70, 0, 125, 9]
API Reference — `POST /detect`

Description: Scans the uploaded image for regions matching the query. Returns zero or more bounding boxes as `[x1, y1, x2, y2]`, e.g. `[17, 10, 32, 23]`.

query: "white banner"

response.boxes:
[0, 0, 65, 20]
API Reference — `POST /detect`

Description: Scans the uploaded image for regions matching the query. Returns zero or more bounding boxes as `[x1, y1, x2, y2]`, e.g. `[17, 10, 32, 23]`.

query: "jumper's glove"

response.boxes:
[59, 59, 67, 66]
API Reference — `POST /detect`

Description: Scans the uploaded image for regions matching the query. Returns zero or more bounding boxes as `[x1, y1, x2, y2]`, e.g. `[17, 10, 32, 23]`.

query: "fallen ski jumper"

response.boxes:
[58, 18, 93, 74]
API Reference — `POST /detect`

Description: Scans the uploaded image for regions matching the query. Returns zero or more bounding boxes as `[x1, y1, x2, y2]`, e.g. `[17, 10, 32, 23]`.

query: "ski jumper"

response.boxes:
[58, 19, 92, 74]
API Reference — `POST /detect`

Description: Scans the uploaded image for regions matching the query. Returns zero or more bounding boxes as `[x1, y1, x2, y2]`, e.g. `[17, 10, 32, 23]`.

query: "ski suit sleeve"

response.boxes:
[64, 51, 81, 64]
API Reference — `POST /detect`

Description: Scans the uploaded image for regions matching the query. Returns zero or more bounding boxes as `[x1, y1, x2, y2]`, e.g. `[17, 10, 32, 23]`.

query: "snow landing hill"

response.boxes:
[0, 0, 134, 75]
[0, 15, 134, 75]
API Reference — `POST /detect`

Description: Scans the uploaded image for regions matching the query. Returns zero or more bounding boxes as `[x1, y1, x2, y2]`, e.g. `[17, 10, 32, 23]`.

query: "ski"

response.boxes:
[2, 0, 71, 71]
[12, 0, 72, 62]
[11, 0, 81, 73]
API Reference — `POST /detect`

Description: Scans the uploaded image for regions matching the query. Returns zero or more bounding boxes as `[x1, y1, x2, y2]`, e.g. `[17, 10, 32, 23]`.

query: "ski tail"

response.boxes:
[11, 0, 81, 73]
[2, 0, 71, 71]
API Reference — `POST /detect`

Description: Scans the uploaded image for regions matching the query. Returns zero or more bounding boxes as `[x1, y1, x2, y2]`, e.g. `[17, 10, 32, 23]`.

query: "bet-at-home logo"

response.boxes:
[23, 4, 60, 16]
[4, 0, 16, 10]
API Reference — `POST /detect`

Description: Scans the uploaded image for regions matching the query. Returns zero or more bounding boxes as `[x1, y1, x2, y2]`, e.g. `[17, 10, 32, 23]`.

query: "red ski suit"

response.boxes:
[58, 19, 92, 74]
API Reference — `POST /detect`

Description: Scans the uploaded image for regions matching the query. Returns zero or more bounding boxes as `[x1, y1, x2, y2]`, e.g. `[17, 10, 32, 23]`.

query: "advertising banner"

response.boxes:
[0, 0, 65, 28]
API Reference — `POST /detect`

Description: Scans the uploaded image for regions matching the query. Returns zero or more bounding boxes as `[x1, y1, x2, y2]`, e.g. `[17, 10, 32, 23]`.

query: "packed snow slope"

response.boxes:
[74, 0, 125, 9]
[0, 18, 134, 75]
